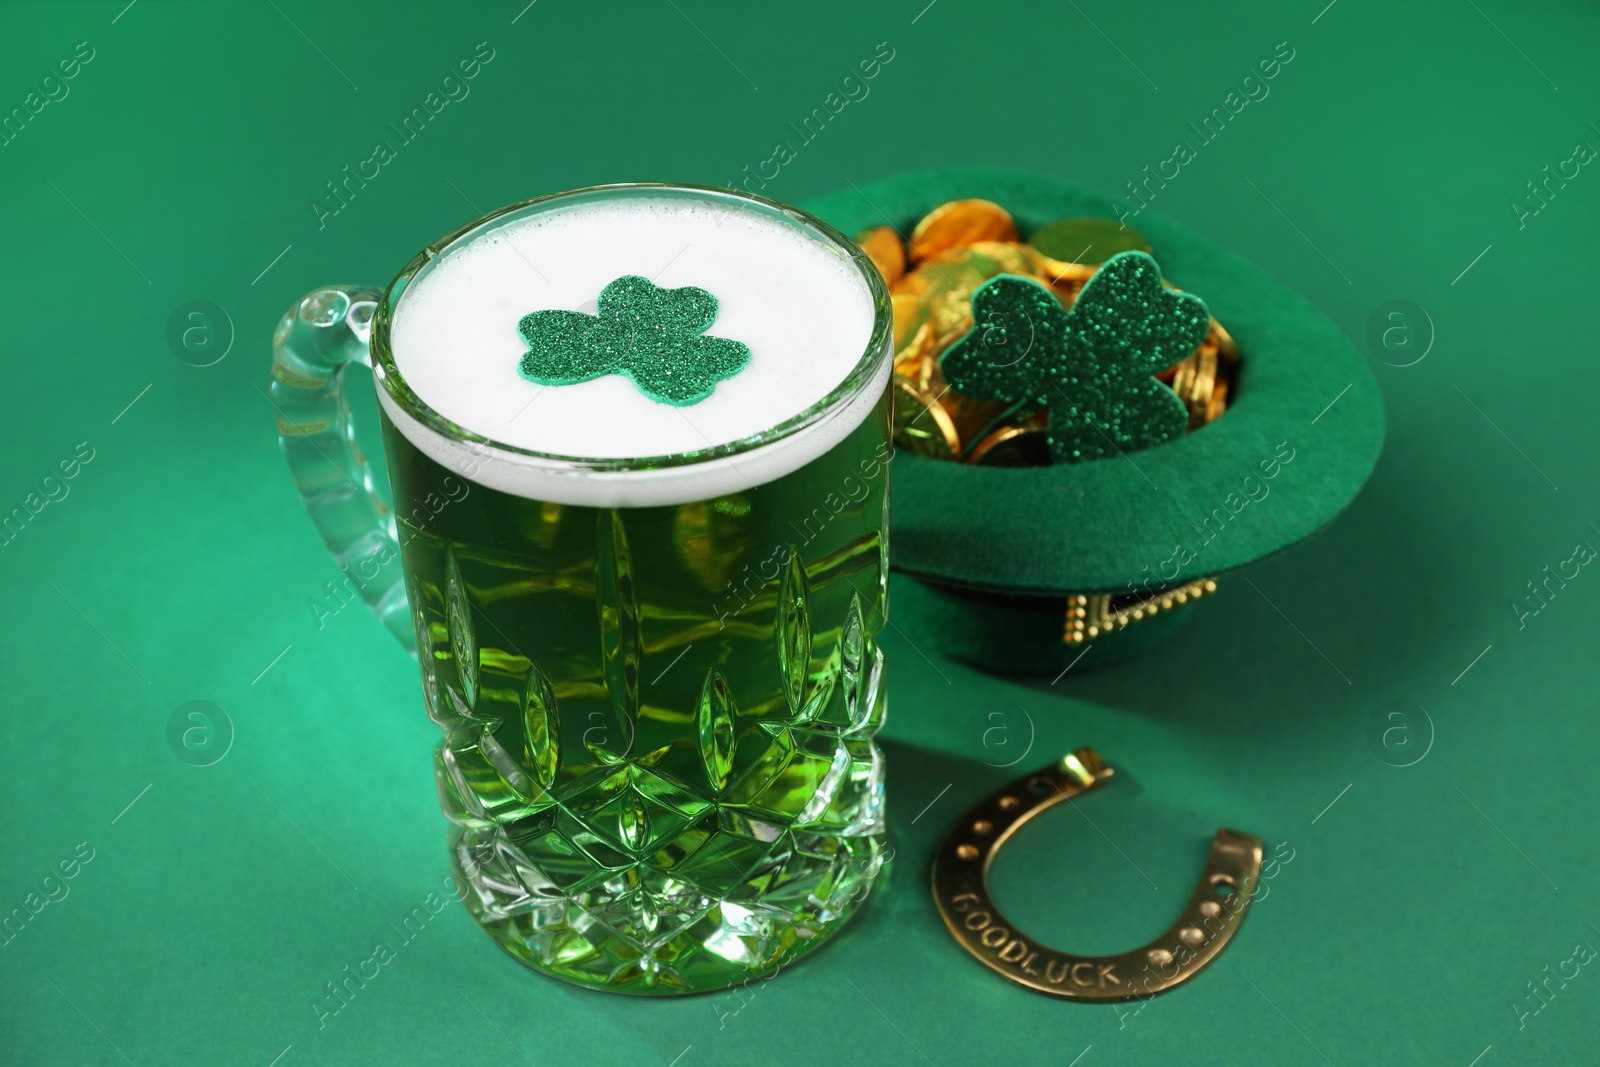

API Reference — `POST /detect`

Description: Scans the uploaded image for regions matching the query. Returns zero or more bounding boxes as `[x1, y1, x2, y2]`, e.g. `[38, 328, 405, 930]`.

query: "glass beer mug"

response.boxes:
[268, 183, 893, 995]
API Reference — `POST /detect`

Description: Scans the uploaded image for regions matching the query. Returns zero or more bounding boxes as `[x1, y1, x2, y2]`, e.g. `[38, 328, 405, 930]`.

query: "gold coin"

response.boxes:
[895, 320, 937, 389]
[1166, 350, 1196, 396]
[1046, 277, 1083, 311]
[928, 291, 976, 350]
[908, 199, 1018, 265]
[1206, 378, 1230, 423]
[904, 258, 987, 298]
[1028, 245, 1097, 286]
[967, 425, 1053, 467]
[1030, 216, 1152, 277]
[890, 266, 930, 300]
[920, 351, 943, 393]
[892, 292, 928, 348]
[899, 260, 986, 352]
[918, 245, 1042, 352]
[926, 240, 1034, 278]
[892, 374, 960, 459]
[1209, 317, 1241, 361]
[1187, 349, 1218, 429]
[857, 226, 906, 287]
[941, 391, 1012, 445]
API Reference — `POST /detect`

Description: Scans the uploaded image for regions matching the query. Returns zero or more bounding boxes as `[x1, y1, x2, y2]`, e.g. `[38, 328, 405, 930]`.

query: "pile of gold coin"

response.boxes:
[856, 199, 1241, 467]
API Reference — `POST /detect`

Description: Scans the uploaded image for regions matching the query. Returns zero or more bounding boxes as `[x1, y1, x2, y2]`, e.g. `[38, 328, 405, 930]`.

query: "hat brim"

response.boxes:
[804, 167, 1385, 595]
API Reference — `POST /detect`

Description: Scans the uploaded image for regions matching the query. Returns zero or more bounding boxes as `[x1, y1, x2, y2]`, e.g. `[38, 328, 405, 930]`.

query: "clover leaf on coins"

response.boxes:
[517, 275, 751, 406]
[940, 251, 1209, 464]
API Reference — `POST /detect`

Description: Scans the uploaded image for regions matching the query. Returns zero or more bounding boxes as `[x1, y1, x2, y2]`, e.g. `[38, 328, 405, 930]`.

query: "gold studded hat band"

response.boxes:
[1064, 578, 1218, 644]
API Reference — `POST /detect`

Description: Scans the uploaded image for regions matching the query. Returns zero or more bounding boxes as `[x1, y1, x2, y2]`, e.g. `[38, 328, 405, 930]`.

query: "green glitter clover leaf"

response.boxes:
[517, 275, 751, 406]
[940, 251, 1209, 464]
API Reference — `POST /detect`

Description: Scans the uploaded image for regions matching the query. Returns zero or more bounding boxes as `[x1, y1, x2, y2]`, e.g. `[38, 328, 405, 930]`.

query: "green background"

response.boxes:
[1, 1, 1595, 1064]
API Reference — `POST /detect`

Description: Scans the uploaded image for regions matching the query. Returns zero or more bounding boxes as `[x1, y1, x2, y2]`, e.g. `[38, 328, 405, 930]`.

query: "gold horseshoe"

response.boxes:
[931, 747, 1262, 1001]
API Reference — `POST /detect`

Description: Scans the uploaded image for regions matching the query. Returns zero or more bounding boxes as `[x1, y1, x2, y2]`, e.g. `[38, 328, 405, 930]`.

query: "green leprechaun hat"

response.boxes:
[802, 167, 1385, 674]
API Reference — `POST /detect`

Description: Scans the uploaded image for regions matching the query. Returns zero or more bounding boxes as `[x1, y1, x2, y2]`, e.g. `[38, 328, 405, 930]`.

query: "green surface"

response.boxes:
[1, 2, 1597, 1066]
[807, 167, 1387, 595]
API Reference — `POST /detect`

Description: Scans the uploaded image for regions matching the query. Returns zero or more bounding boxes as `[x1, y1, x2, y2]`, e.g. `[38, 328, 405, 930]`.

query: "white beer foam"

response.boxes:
[383, 193, 883, 507]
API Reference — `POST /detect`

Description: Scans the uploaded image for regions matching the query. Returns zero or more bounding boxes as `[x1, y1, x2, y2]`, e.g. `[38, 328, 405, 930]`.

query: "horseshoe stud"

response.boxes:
[931, 747, 1262, 1001]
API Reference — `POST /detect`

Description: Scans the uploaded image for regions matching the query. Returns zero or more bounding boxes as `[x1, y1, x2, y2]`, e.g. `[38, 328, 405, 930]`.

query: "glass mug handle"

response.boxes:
[269, 286, 414, 652]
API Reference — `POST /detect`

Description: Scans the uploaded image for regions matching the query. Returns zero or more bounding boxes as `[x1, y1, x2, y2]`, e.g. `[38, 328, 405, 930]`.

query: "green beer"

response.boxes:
[272, 183, 893, 994]
[382, 392, 890, 994]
